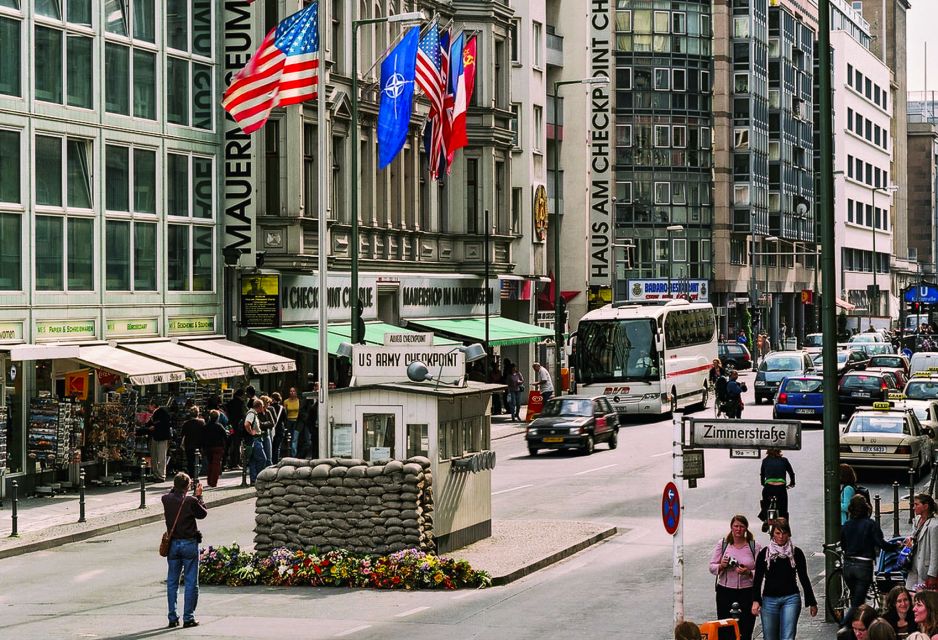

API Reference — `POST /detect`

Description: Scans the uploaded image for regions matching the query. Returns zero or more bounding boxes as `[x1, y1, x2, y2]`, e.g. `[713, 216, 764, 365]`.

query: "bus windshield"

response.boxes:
[576, 319, 661, 384]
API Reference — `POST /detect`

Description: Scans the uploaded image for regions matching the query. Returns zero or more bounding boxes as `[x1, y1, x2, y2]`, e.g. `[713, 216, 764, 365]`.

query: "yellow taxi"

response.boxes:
[839, 402, 935, 475]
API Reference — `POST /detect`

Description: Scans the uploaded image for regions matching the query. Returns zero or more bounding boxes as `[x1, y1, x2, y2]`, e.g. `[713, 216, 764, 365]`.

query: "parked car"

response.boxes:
[718, 342, 752, 371]
[839, 403, 934, 475]
[526, 395, 620, 456]
[837, 371, 901, 418]
[867, 354, 910, 376]
[754, 352, 816, 404]
[812, 349, 869, 377]
[772, 376, 823, 422]
[803, 333, 823, 355]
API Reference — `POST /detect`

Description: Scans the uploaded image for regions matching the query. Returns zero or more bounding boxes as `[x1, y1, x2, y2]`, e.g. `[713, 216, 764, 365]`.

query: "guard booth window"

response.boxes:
[362, 413, 395, 461]
[406, 423, 428, 458]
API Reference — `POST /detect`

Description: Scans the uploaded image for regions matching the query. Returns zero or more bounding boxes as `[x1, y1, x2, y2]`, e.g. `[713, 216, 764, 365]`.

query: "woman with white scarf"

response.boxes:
[752, 519, 818, 640]
[905, 493, 938, 591]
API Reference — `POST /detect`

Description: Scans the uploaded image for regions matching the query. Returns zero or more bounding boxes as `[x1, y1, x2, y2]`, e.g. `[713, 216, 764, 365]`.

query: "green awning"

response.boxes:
[405, 317, 553, 347]
[251, 322, 458, 355]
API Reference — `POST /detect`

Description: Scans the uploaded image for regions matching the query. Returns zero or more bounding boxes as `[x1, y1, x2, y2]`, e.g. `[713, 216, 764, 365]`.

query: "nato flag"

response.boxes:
[378, 27, 420, 169]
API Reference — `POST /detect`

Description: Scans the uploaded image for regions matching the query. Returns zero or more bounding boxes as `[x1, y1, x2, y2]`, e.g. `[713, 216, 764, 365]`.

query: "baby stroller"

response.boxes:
[873, 536, 908, 607]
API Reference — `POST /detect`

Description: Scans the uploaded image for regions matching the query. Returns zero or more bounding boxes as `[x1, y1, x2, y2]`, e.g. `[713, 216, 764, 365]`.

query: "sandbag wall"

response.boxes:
[253, 456, 434, 555]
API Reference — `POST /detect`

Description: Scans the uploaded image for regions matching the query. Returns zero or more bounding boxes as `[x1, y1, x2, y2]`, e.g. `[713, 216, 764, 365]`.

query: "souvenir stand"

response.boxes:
[26, 394, 85, 493]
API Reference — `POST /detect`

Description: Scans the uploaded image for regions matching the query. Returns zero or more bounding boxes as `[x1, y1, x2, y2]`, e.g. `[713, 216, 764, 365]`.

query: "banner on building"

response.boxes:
[588, 0, 613, 288]
[627, 280, 710, 302]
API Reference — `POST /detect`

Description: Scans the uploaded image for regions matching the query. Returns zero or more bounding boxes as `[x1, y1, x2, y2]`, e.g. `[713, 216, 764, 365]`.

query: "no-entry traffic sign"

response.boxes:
[662, 481, 680, 535]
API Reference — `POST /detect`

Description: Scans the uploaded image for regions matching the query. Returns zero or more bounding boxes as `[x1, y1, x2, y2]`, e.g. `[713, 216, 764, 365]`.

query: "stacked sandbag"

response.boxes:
[253, 456, 434, 555]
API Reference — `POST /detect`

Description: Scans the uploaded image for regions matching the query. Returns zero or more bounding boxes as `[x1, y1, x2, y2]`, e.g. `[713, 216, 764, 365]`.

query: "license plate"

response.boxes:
[796, 409, 815, 415]
[860, 445, 886, 453]
[543, 436, 564, 443]
[852, 392, 871, 398]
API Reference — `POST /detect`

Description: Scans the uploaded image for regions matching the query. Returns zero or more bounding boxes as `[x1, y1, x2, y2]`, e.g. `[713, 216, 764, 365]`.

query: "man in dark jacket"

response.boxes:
[147, 399, 173, 481]
[162, 472, 207, 628]
[299, 382, 319, 458]
[224, 389, 247, 470]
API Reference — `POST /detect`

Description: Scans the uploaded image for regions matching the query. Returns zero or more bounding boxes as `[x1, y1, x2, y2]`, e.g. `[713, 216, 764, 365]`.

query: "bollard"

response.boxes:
[874, 494, 881, 528]
[138, 462, 147, 510]
[730, 601, 741, 620]
[78, 470, 86, 523]
[9, 480, 18, 537]
[240, 443, 248, 487]
[910, 468, 917, 525]
[194, 449, 201, 482]
[893, 481, 901, 537]
[931, 458, 938, 497]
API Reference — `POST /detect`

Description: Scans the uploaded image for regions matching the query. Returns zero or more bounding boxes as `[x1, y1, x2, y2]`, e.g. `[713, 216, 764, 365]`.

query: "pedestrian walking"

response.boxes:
[913, 590, 938, 639]
[283, 387, 301, 456]
[532, 362, 554, 402]
[203, 410, 228, 487]
[758, 448, 795, 532]
[258, 396, 275, 464]
[244, 399, 269, 484]
[841, 463, 859, 525]
[268, 392, 286, 464]
[507, 365, 524, 421]
[162, 472, 207, 628]
[180, 406, 205, 480]
[840, 494, 896, 627]
[751, 519, 818, 640]
[709, 514, 761, 640]
[147, 399, 172, 481]
[905, 494, 938, 591]
[883, 586, 915, 639]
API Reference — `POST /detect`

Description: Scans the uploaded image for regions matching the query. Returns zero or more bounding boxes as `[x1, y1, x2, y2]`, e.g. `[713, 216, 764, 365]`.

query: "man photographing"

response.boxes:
[161, 472, 207, 628]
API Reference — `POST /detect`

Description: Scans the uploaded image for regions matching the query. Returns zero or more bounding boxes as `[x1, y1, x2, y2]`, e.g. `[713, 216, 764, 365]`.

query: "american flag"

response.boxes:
[222, 2, 319, 134]
[420, 28, 449, 180]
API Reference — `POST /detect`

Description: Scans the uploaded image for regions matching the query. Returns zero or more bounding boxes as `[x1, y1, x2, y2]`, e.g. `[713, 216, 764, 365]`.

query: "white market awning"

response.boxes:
[10, 344, 81, 361]
[117, 341, 246, 381]
[179, 338, 296, 375]
[76, 344, 187, 386]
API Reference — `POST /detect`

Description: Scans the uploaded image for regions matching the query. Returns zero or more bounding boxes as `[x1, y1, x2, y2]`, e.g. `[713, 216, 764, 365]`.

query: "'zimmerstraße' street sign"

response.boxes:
[689, 419, 801, 450]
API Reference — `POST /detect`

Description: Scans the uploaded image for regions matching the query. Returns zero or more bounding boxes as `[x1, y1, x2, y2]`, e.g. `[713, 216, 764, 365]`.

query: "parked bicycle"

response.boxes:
[823, 541, 896, 622]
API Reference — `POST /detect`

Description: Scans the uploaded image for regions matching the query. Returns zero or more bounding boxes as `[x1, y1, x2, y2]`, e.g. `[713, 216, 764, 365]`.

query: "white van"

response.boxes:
[909, 352, 938, 376]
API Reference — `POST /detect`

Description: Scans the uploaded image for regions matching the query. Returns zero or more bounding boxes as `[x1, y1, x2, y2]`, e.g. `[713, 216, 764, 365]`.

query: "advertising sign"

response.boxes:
[241, 274, 281, 328]
[588, 0, 613, 288]
[168, 316, 215, 335]
[106, 318, 158, 337]
[35, 320, 96, 341]
[399, 276, 500, 317]
[627, 280, 710, 302]
[280, 274, 379, 324]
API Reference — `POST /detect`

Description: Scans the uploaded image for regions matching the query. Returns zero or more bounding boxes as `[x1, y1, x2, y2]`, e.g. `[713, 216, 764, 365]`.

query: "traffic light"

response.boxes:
[355, 302, 366, 345]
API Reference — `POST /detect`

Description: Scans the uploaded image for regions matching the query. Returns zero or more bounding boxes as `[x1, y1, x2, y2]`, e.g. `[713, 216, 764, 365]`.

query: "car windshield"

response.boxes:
[850, 334, 880, 343]
[870, 356, 903, 368]
[847, 416, 908, 435]
[841, 375, 884, 390]
[803, 335, 823, 347]
[576, 319, 661, 384]
[540, 398, 593, 417]
[782, 378, 822, 393]
[761, 356, 802, 372]
[905, 381, 938, 400]
[863, 344, 896, 355]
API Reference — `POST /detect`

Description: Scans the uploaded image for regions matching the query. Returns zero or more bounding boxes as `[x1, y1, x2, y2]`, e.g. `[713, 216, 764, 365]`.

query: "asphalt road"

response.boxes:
[1, 370, 922, 639]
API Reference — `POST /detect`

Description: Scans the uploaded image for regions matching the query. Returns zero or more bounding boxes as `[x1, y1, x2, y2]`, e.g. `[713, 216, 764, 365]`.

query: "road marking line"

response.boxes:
[395, 606, 429, 618]
[574, 464, 617, 476]
[452, 590, 479, 600]
[651, 451, 672, 457]
[492, 484, 533, 495]
[335, 624, 372, 637]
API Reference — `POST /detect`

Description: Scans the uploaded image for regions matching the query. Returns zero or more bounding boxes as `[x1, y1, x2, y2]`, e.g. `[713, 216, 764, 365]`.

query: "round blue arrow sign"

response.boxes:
[662, 481, 680, 535]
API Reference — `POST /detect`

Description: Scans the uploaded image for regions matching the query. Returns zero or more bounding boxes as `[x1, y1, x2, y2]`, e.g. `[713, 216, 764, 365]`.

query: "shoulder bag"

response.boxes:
[160, 497, 187, 557]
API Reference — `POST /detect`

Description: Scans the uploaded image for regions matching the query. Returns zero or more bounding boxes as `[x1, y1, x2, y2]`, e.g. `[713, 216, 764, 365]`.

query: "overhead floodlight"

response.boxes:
[388, 11, 424, 24]
[336, 341, 354, 359]
[460, 343, 487, 363]
[406, 361, 432, 383]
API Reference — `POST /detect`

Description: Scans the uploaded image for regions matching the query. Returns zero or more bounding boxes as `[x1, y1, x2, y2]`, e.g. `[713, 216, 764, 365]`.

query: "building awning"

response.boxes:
[9, 344, 81, 361]
[836, 298, 857, 311]
[405, 317, 554, 347]
[76, 345, 187, 386]
[179, 338, 296, 375]
[117, 341, 246, 380]
[252, 322, 457, 355]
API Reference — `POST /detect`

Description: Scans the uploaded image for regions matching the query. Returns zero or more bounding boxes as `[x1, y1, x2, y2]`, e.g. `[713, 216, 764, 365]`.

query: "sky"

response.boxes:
[906, 2, 936, 92]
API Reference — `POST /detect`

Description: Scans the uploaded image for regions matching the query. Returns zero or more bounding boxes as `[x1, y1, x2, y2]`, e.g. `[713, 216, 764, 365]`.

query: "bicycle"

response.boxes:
[822, 542, 890, 622]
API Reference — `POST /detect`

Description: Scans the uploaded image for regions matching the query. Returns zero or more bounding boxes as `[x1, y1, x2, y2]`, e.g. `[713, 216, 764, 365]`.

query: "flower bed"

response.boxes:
[199, 544, 491, 590]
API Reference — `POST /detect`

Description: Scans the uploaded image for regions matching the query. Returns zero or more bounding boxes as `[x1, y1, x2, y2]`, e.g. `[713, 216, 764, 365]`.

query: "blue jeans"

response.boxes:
[261, 432, 272, 465]
[842, 559, 873, 627]
[761, 593, 802, 640]
[249, 440, 269, 483]
[290, 421, 309, 457]
[508, 390, 522, 419]
[167, 538, 199, 624]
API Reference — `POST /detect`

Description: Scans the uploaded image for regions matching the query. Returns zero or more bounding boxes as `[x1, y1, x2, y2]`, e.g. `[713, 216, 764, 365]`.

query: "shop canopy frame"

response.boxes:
[179, 337, 296, 375]
[75, 344, 187, 386]
[116, 341, 246, 381]
[251, 322, 458, 355]
[404, 317, 554, 347]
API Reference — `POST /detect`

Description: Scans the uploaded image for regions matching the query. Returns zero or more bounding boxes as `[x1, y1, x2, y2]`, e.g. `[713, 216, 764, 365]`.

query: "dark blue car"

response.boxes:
[772, 376, 824, 422]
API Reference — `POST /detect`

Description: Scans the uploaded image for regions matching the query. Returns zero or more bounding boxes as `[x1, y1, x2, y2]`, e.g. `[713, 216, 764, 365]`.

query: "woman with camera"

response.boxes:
[709, 515, 762, 640]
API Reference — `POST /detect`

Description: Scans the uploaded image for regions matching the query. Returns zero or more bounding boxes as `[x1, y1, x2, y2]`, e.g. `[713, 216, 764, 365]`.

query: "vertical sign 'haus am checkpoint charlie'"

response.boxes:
[590, 1, 613, 290]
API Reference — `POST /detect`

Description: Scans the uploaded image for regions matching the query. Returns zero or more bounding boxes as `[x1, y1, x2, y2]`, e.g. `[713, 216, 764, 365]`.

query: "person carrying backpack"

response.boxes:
[841, 464, 871, 525]
[709, 514, 762, 640]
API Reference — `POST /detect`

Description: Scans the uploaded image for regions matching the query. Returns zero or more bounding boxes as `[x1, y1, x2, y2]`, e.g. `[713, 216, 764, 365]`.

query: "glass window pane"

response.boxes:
[192, 62, 212, 129]
[192, 0, 212, 56]
[35, 0, 60, 19]
[104, 0, 127, 35]
[35, 136, 62, 207]
[66, 139, 92, 209]
[192, 157, 212, 218]
[133, 148, 156, 213]
[106, 220, 130, 290]
[0, 17, 22, 97]
[68, 0, 92, 25]
[134, 222, 156, 290]
[35, 216, 63, 290]
[35, 27, 63, 104]
[66, 35, 92, 108]
[0, 130, 19, 204]
[105, 43, 130, 115]
[167, 154, 188, 216]
[0, 213, 21, 290]
[192, 226, 212, 291]
[105, 145, 129, 211]
[0, 0, 20, 8]
[67, 217, 93, 290]
[166, 57, 188, 125]
[167, 0, 188, 51]
[167, 224, 189, 290]
[133, 0, 156, 42]
[133, 49, 156, 119]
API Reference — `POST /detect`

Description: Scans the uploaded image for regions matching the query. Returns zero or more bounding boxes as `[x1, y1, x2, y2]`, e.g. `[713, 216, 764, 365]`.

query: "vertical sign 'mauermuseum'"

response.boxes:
[223, 1, 257, 264]
[589, 0, 612, 287]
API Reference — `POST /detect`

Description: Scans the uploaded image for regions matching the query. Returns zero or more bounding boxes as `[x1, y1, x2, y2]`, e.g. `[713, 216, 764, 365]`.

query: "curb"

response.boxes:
[0, 489, 256, 560]
[492, 427, 526, 441]
[489, 525, 618, 586]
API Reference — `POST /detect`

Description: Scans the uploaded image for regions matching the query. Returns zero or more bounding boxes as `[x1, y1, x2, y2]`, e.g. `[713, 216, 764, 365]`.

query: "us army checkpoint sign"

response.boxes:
[689, 419, 801, 450]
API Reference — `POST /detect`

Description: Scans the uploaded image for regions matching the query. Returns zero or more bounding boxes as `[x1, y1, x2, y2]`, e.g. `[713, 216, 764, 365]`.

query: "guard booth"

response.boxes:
[327, 333, 503, 552]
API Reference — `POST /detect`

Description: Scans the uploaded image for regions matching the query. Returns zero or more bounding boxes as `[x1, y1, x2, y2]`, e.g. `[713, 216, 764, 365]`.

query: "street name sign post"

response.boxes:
[689, 418, 801, 450]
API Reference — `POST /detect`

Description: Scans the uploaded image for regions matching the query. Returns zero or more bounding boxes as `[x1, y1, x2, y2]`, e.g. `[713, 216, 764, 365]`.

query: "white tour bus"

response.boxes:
[571, 299, 718, 415]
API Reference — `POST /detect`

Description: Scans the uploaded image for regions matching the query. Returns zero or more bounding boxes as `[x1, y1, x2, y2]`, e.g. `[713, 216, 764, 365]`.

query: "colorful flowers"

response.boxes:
[199, 544, 491, 590]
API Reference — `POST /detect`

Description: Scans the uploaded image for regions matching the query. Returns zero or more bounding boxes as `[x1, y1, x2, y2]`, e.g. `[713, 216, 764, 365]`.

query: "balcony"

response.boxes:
[546, 28, 564, 67]
[547, 96, 564, 140]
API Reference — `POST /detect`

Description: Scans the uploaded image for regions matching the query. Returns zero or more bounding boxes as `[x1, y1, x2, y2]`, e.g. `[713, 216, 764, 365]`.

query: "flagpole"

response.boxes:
[317, 0, 330, 453]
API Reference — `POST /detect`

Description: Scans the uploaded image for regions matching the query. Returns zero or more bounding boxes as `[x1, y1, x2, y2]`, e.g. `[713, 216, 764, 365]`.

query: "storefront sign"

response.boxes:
[627, 280, 710, 302]
[589, 0, 613, 288]
[241, 274, 281, 328]
[106, 318, 158, 337]
[168, 316, 216, 335]
[383, 332, 434, 346]
[400, 276, 500, 317]
[352, 345, 465, 385]
[0, 321, 23, 342]
[35, 319, 96, 341]
[280, 274, 379, 324]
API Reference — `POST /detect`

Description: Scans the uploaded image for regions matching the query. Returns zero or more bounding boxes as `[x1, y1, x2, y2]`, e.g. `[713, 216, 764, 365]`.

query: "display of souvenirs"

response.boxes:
[27, 397, 60, 466]
[0, 404, 8, 471]
[87, 402, 131, 462]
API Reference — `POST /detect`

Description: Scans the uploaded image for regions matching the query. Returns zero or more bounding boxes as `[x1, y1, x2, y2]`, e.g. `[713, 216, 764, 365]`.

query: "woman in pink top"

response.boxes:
[710, 514, 763, 640]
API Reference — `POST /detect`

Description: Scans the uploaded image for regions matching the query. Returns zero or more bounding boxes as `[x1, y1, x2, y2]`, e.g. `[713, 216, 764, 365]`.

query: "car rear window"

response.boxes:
[762, 357, 802, 372]
[841, 375, 883, 390]
[804, 335, 822, 347]
[905, 382, 938, 400]
[540, 399, 592, 417]
[871, 356, 903, 368]
[847, 416, 908, 435]
[782, 379, 822, 393]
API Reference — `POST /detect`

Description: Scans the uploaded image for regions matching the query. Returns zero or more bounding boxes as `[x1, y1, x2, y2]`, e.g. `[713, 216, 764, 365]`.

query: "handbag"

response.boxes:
[160, 496, 187, 557]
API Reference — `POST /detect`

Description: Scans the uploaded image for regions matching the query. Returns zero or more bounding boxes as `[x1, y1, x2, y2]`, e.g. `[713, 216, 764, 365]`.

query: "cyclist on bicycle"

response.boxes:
[710, 359, 730, 417]
[841, 494, 897, 628]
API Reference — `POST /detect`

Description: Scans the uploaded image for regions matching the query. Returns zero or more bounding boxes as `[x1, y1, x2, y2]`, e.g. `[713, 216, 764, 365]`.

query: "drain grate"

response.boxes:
[84, 539, 111, 544]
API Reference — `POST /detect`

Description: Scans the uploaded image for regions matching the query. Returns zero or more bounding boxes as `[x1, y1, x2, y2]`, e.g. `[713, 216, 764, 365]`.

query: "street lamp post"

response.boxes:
[349, 11, 424, 344]
[551, 77, 608, 393]
[868, 184, 899, 326]
[665, 225, 684, 300]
